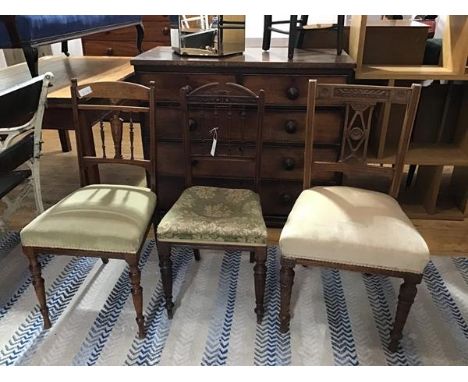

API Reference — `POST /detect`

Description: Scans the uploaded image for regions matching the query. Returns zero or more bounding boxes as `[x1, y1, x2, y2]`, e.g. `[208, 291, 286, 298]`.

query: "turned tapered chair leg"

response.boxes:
[249, 250, 255, 263]
[254, 247, 267, 323]
[157, 241, 174, 318]
[389, 275, 422, 352]
[23, 247, 51, 329]
[279, 258, 295, 333]
[193, 248, 201, 262]
[126, 255, 145, 339]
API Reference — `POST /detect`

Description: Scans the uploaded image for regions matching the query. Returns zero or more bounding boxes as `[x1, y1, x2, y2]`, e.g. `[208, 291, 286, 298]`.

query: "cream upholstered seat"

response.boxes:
[21, 184, 157, 254]
[157, 185, 267, 246]
[279, 186, 430, 274]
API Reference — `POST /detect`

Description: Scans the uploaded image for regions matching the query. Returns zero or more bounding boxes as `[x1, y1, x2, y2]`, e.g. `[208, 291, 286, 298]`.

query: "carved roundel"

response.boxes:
[318, 87, 332, 98]
[349, 126, 364, 141]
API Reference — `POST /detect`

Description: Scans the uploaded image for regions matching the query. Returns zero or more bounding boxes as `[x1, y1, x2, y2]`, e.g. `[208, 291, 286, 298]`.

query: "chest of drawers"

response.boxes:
[131, 47, 356, 226]
[82, 16, 170, 56]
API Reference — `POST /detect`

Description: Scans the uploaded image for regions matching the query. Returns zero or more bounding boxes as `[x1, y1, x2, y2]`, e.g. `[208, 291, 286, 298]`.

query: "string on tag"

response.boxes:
[209, 127, 218, 156]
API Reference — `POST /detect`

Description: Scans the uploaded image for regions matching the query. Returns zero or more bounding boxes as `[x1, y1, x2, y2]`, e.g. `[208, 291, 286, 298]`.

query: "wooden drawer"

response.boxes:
[262, 146, 338, 181]
[260, 181, 302, 216]
[157, 141, 339, 181]
[264, 109, 343, 144]
[158, 141, 255, 178]
[157, 105, 258, 141]
[142, 16, 169, 22]
[82, 21, 171, 43]
[242, 74, 347, 106]
[83, 41, 166, 56]
[157, 106, 344, 144]
[139, 73, 236, 101]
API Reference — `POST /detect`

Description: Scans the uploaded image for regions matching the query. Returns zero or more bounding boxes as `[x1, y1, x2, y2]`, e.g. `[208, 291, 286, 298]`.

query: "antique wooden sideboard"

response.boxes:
[131, 47, 356, 226]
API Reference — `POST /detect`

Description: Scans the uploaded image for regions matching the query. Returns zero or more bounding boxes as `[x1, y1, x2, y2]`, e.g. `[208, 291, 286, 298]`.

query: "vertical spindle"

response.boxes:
[129, 114, 135, 160]
[100, 120, 106, 158]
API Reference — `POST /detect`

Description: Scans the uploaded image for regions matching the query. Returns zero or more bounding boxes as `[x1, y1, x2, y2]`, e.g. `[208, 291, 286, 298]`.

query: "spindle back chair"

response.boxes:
[20, 80, 158, 339]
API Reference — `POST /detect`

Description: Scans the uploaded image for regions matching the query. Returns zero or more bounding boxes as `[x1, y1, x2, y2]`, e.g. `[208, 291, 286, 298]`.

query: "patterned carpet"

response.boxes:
[0, 231, 467, 366]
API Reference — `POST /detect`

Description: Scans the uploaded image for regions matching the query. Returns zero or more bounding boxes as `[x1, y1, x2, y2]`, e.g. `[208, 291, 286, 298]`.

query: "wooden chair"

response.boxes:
[156, 82, 268, 323]
[0, 72, 52, 231]
[20, 79, 157, 339]
[278, 80, 429, 352]
[262, 15, 345, 59]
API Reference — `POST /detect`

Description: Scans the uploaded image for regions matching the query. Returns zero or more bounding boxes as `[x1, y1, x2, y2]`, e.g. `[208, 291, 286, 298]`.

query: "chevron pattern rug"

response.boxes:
[1, 231, 468, 366]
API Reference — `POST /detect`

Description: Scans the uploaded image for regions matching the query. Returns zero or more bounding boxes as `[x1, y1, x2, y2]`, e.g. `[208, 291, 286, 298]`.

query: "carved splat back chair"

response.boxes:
[0, 72, 52, 231]
[20, 80, 157, 339]
[156, 82, 268, 322]
[279, 80, 429, 352]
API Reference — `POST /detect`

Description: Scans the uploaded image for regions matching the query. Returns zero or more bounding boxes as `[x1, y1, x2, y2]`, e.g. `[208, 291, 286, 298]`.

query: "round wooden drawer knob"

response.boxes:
[282, 157, 296, 171]
[280, 193, 293, 204]
[162, 26, 170, 36]
[286, 86, 299, 100]
[284, 120, 297, 134]
[106, 47, 114, 56]
[188, 118, 198, 131]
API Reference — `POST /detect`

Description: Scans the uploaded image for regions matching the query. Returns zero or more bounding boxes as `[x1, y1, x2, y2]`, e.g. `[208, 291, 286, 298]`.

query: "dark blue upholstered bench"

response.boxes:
[0, 16, 143, 77]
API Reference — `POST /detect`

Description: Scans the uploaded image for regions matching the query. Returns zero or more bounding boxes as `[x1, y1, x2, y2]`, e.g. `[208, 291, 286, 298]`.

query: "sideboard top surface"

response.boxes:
[131, 47, 356, 70]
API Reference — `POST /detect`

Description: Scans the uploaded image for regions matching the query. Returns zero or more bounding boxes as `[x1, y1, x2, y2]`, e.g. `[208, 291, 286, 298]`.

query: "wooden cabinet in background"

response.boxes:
[131, 47, 355, 226]
[82, 16, 170, 56]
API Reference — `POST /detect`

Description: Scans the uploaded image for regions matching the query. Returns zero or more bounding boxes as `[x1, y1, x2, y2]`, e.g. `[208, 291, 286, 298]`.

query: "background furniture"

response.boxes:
[20, 80, 158, 338]
[82, 16, 170, 57]
[0, 55, 134, 153]
[348, 16, 468, 220]
[349, 16, 468, 80]
[156, 82, 268, 322]
[279, 80, 429, 352]
[0, 15, 143, 77]
[262, 15, 345, 59]
[131, 46, 355, 226]
[0, 72, 53, 231]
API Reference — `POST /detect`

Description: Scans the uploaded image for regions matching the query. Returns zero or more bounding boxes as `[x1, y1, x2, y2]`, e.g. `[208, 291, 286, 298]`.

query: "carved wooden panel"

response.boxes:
[339, 103, 375, 163]
[317, 84, 411, 104]
[97, 113, 137, 161]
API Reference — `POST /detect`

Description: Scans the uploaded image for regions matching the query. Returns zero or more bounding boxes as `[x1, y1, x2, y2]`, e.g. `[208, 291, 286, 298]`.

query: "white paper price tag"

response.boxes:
[78, 86, 93, 98]
[209, 127, 219, 156]
[210, 137, 217, 156]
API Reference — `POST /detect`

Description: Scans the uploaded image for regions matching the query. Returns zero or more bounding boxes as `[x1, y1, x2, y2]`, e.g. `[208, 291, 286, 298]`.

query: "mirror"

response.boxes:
[170, 15, 246, 57]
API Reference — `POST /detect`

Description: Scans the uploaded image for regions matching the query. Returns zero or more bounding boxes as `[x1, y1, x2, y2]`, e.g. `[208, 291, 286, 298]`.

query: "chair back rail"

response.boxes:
[304, 80, 422, 198]
[71, 79, 157, 193]
[180, 82, 265, 191]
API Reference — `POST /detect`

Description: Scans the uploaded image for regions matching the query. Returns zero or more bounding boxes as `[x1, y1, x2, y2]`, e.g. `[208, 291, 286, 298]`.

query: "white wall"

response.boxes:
[245, 14, 339, 38]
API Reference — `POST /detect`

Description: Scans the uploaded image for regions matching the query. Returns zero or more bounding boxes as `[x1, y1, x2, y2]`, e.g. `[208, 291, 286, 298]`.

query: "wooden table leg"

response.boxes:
[58, 130, 72, 152]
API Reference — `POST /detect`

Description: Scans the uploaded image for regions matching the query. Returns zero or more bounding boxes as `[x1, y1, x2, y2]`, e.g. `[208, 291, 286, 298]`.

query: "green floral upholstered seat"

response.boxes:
[157, 186, 267, 246]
